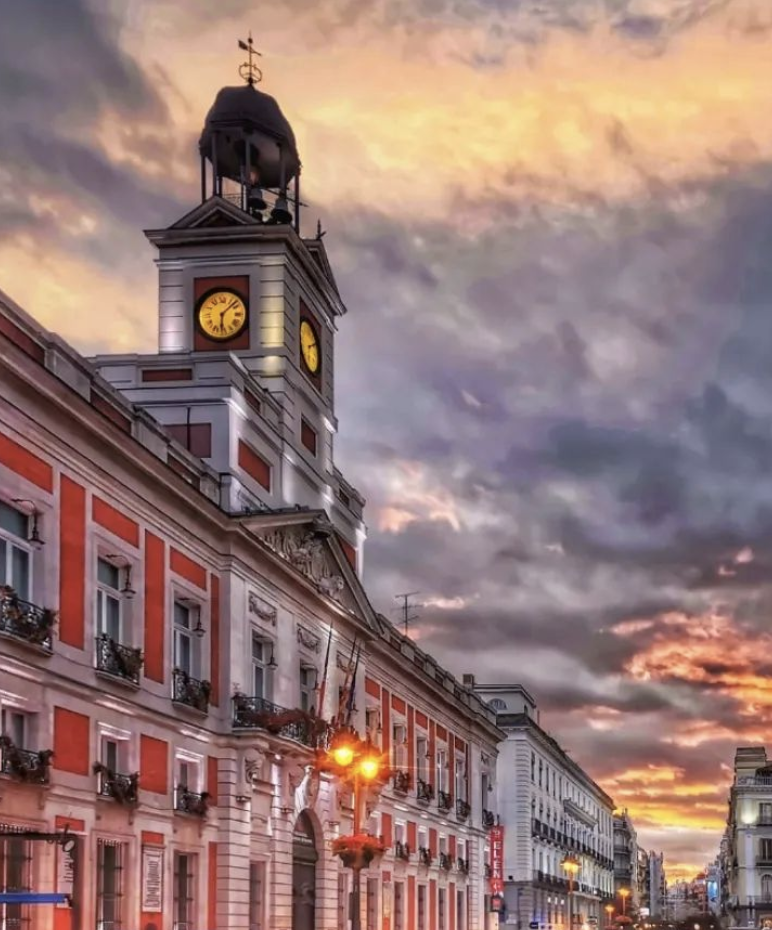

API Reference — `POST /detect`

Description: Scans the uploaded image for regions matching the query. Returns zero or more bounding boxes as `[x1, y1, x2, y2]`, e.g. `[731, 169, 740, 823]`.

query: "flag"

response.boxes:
[316, 625, 333, 718]
[238, 40, 249, 50]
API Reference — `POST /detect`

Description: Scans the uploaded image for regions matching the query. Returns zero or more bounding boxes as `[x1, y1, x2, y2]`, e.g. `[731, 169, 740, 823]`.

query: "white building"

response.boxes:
[724, 746, 772, 929]
[470, 682, 615, 930]
[0, 62, 503, 930]
[613, 809, 639, 910]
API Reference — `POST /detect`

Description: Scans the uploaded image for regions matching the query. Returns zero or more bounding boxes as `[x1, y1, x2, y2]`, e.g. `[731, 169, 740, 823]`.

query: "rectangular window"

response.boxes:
[245, 391, 262, 417]
[173, 602, 197, 676]
[392, 723, 407, 771]
[761, 803, 772, 823]
[96, 558, 122, 641]
[299, 665, 316, 713]
[100, 736, 128, 774]
[439, 888, 447, 930]
[301, 418, 318, 456]
[455, 757, 467, 802]
[1, 709, 29, 748]
[173, 852, 195, 929]
[417, 735, 428, 781]
[252, 634, 273, 699]
[165, 423, 212, 458]
[249, 862, 265, 930]
[457, 889, 465, 930]
[0, 833, 32, 930]
[96, 840, 125, 930]
[365, 706, 380, 745]
[0, 502, 31, 600]
[436, 747, 448, 793]
[761, 838, 772, 860]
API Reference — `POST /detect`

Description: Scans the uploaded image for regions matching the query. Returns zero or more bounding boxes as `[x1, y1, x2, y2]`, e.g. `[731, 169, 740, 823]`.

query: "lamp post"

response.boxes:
[605, 903, 615, 930]
[619, 888, 630, 919]
[326, 734, 385, 930]
[562, 855, 580, 930]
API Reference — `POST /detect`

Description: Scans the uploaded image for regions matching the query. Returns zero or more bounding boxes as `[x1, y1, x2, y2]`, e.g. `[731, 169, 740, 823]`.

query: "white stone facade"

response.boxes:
[470, 683, 615, 930]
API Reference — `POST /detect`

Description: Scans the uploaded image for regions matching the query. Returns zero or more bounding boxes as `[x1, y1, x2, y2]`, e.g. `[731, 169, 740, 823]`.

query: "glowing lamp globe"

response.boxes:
[359, 755, 381, 782]
[331, 744, 355, 768]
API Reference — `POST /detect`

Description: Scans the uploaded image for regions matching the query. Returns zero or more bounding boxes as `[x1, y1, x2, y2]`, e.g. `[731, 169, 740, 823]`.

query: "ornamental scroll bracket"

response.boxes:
[296, 625, 321, 653]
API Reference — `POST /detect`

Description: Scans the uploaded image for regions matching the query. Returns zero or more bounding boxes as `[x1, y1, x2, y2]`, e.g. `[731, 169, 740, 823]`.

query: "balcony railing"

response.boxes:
[232, 694, 328, 748]
[395, 841, 411, 861]
[175, 786, 209, 817]
[483, 809, 496, 829]
[393, 770, 410, 794]
[419, 847, 432, 867]
[456, 799, 471, 821]
[0, 589, 55, 651]
[95, 635, 143, 685]
[172, 668, 211, 714]
[439, 852, 452, 871]
[94, 763, 138, 805]
[0, 737, 52, 784]
[438, 790, 452, 812]
[457, 857, 470, 874]
[417, 778, 434, 805]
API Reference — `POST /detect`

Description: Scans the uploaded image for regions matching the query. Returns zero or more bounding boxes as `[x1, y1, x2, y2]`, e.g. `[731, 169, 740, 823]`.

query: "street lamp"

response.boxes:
[605, 903, 615, 930]
[323, 733, 386, 930]
[562, 855, 580, 930]
[619, 889, 630, 918]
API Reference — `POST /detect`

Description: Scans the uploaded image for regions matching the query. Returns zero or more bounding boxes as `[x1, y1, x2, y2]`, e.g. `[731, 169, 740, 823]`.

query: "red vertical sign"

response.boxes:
[489, 825, 504, 894]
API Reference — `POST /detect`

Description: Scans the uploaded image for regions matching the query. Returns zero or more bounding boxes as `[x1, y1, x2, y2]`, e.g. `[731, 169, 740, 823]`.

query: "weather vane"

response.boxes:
[238, 32, 262, 86]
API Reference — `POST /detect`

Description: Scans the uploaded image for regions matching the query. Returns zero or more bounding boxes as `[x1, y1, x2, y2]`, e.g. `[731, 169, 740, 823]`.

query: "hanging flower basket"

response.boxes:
[332, 833, 389, 870]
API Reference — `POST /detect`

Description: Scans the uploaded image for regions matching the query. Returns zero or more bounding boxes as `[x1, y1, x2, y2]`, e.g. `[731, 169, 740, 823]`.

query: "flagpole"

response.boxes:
[317, 625, 333, 718]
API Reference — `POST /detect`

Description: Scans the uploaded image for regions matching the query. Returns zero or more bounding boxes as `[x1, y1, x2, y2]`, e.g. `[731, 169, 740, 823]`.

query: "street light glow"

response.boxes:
[358, 753, 381, 781]
[331, 743, 356, 768]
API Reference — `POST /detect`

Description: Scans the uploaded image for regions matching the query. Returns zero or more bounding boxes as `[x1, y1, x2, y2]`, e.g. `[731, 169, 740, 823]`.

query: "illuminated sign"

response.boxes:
[489, 825, 505, 894]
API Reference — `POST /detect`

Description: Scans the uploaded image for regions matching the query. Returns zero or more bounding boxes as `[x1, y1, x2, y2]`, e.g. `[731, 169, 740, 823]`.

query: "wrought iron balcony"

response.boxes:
[439, 852, 452, 871]
[175, 786, 210, 817]
[95, 634, 143, 685]
[417, 778, 434, 805]
[0, 737, 52, 784]
[457, 857, 470, 874]
[483, 809, 496, 828]
[456, 799, 471, 821]
[395, 841, 411, 861]
[419, 847, 432, 867]
[172, 668, 211, 714]
[0, 589, 55, 651]
[393, 770, 411, 794]
[232, 693, 328, 748]
[485, 863, 492, 879]
[438, 789, 452, 812]
[94, 763, 138, 805]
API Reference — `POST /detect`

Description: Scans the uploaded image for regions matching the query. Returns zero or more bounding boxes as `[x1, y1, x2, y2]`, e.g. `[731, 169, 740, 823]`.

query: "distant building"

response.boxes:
[638, 849, 650, 915]
[649, 852, 666, 919]
[724, 746, 772, 928]
[471, 681, 615, 930]
[613, 809, 639, 910]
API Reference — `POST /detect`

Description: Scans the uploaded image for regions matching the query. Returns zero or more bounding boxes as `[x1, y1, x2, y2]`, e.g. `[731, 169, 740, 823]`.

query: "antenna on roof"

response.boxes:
[394, 592, 420, 637]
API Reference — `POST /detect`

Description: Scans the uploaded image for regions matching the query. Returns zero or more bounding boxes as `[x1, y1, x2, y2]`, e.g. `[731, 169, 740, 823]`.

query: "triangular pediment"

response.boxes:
[168, 195, 260, 231]
[239, 510, 379, 633]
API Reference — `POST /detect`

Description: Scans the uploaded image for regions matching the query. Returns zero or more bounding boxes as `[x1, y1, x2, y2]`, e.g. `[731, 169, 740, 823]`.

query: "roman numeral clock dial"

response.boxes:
[196, 290, 247, 341]
[300, 319, 320, 375]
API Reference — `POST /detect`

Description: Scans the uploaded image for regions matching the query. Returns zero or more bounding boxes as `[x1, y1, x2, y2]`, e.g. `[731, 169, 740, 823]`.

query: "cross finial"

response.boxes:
[238, 32, 262, 86]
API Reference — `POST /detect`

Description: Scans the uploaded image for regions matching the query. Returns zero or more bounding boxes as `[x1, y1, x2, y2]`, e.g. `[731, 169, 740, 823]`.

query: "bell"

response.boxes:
[270, 194, 292, 225]
[248, 185, 267, 212]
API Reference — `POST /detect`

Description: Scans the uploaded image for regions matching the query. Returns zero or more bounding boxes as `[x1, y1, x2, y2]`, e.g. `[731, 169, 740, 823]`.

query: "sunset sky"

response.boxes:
[4, 0, 772, 878]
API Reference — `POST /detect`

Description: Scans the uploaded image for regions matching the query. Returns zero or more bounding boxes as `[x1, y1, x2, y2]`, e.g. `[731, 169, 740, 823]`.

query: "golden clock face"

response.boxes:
[197, 290, 247, 341]
[300, 319, 320, 374]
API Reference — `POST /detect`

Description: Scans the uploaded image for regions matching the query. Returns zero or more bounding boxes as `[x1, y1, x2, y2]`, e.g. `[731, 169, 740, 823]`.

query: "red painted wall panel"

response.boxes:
[58, 477, 85, 648]
[144, 532, 165, 683]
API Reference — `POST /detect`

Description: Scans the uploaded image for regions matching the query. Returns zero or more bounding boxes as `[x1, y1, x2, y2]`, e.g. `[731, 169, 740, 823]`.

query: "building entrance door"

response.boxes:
[292, 812, 318, 930]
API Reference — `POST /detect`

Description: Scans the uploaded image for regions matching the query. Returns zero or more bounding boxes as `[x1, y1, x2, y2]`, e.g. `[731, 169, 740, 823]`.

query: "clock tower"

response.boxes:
[92, 57, 365, 572]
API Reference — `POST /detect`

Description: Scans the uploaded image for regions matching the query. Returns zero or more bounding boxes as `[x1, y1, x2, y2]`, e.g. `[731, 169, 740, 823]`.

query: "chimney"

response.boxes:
[462, 673, 476, 688]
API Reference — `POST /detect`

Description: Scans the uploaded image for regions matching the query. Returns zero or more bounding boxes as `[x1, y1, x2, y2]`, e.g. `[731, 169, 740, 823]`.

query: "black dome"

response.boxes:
[198, 84, 300, 190]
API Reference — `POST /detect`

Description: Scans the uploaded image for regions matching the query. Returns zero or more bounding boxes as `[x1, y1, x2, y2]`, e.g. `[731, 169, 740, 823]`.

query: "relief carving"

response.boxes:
[297, 624, 321, 653]
[249, 592, 277, 625]
[260, 525, 346, 602]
